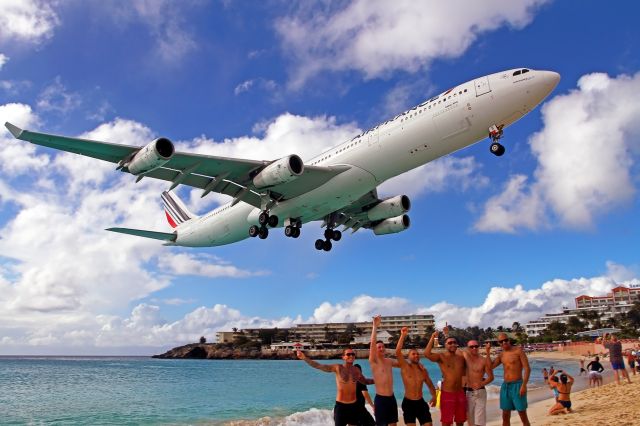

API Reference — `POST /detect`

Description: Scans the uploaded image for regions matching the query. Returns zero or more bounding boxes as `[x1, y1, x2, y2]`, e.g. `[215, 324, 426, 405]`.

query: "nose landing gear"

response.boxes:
[488, 124, 505, 156]
[249, 211, 279, 239]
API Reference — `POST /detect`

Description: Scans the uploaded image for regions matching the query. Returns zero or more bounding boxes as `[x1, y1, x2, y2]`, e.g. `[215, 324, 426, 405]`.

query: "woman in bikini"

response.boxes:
[548, 370, 574, 415]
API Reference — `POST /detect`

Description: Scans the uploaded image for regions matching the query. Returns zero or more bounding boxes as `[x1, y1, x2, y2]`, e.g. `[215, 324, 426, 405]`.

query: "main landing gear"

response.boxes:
[315, 228, 342, 252]
[488, 124, 506, 157]
[284, 218, 302, 239]
[248, 211, 278, 239]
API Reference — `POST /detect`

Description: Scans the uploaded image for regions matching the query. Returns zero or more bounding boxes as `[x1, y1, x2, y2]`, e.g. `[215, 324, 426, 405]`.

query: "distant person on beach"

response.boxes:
[462, 340, 494, 426]
[586, 356, 605, 387]
[369, 315, 399, 426]
[396, 326, 437, 426]
[602, 333, 631, 385]
[579, 358, 586, 376]
[626, 351, 636, 376]
[424, 329, 467, 426]
[353, 364, 376, 426]
[547, 370, 574, 415]
[297, 348, 374, 426]
[542, 368, 549, 384]
[488, 333, 531, 426]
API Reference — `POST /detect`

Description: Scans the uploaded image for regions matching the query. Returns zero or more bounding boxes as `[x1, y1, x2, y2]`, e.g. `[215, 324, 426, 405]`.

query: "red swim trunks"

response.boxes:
[440, 390, 467, 424]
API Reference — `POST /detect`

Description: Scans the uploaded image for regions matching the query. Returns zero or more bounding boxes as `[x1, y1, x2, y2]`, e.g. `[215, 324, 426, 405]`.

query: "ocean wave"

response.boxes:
[220, 408, 333, 426]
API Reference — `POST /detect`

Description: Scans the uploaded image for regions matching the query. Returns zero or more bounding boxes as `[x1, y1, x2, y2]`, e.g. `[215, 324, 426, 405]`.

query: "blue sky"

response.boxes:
[0, 0, 639, 355]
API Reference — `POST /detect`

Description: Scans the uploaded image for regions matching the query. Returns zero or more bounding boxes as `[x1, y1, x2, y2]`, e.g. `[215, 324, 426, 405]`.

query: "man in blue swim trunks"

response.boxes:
[602, 332, 631, 385]
[488, 333, 531, 426]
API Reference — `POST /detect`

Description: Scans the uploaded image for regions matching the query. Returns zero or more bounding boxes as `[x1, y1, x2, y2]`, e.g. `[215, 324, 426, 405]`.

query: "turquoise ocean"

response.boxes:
[0, 356, 578, 425]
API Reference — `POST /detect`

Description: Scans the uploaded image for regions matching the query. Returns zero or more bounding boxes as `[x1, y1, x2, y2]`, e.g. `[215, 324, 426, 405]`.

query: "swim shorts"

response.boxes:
[611, 360, 625, 370]
[401, 397, 432, 425]
[588, 371, 602, 380]
[559, 400, 572, 409]
[440, 390, 467, 424]
[466, 388, 487, 425]
[500, 380, 528, 412]
[374, 394, 398, 425]
[334, 401, 359, 426]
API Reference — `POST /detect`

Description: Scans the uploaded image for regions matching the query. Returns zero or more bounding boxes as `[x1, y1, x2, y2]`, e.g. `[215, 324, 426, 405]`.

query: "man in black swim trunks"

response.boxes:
[298, 348, 374, 426]
[369, 314, 400, 426]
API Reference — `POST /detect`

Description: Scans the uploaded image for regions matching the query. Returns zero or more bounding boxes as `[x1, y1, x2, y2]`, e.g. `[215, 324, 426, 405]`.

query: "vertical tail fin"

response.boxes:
[161, 191, 196, 228]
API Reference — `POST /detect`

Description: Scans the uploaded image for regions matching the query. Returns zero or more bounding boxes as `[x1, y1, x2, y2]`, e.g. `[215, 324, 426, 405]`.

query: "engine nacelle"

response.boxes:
[373, 214, 410, 235]
[367, 195, 411, 221]
[127, 138, 175, 175]
[252, 155, 304, 189]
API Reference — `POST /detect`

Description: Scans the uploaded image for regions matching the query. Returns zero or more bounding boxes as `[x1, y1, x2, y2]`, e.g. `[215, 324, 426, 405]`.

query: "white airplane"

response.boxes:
[5, 68, 559, 252]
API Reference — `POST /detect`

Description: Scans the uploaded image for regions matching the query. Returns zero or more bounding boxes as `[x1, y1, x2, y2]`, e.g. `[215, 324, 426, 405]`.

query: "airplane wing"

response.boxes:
[4, 122, 349, 208]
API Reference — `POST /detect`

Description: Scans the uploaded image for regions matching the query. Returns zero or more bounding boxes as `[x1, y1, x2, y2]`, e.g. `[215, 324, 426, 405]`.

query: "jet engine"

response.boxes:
[367, 195, 411, 221]
[126, 138, 175, 175]
[253, 155, 304, 189]
[373, 214, 410, 235]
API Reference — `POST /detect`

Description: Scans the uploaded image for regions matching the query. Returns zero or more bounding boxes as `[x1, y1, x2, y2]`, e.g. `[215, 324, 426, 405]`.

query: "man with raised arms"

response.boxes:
[396, 326, 437, 426]
[488, 333, 531, 426]
[424, 330, 467, 426]
[462, 341, 494, 426]
[369, 314, 399, 426]
[297, 348, 374, 426]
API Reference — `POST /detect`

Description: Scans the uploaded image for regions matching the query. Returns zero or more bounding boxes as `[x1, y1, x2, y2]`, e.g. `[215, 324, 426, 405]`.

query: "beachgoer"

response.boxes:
[462, 341, 494, 426]
[424, 329, 466, 426]
[542, 368, 549, 384]
[548, 375, 559, 400]
[586, 356, 605, 387]
[579, 358, 586, 376]
[547, 370, 574, 415]
[396, 326, 437, 426]
[369, 314, 399, 426]
[626, 351, 636, 376]
[602, 333, 631, 385]
[488, 332, 531, 426]
[353, 364, 376, 426]
[297, 348, 374, 426]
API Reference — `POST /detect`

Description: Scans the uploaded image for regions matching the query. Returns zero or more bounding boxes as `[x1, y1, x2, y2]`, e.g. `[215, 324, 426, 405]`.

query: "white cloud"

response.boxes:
[0, 103, 48, 174]
[0, 0, 59, 44]
[234, 78, 278, 95]
[475, 72, 640, 232]
[276, 0, 550, 88]
[0, 53, 8, 70]
[159, 253, 268, 278]
[36, 76, 82, 114]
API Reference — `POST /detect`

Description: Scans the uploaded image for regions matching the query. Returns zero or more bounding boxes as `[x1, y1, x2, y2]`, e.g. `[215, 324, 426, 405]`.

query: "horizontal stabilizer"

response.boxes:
[106, 227, 177, 242]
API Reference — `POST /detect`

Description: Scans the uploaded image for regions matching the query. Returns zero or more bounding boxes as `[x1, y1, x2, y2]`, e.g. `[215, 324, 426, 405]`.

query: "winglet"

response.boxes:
[5, 122, 24, 139]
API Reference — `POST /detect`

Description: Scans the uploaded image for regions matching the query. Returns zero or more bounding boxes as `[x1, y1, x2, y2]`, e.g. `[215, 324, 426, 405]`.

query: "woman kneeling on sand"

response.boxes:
[548, 369, 574, 415]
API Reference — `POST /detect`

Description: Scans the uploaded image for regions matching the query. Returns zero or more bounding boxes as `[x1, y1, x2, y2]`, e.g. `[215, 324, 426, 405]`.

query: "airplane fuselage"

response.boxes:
[174, 68, 560, 247]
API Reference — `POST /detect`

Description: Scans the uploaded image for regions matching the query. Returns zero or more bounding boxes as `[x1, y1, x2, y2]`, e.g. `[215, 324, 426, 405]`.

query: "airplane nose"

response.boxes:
[541, 70, 561, 91]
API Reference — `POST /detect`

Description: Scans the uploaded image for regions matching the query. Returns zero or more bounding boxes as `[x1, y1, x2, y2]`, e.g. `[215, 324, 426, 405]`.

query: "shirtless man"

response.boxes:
[488, 333, 531, 426]
[462, 341, 494, 426]
[298, 348, 374, 426]
[424, 330, 467, 426]
[396, 326, 437, 426]
[369, 314, 399, 426]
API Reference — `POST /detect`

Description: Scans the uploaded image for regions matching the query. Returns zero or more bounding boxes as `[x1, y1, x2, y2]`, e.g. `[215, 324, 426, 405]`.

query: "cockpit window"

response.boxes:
[513, 70, 522, 76]
[522, 69, 530, 74]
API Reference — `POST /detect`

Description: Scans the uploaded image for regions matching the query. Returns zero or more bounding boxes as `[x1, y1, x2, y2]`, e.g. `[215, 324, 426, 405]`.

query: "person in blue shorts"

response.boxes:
[488, 333, 531, 426]
[602, 333, 631, 385]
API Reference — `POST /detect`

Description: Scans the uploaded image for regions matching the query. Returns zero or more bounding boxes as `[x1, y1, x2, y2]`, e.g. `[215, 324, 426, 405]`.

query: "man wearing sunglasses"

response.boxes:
[297, 348, 374, 426]
[396, 326, 437, 426]
[462, 340, 494, 426]
[424, 330, 466, 426]
[488, 333, 531, 426]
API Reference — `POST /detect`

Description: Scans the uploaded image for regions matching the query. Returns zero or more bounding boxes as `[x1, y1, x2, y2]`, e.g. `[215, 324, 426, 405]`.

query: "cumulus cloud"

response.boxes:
[0, 0, 59, 45]
[0, 103, 48, 174]
[475, 72, 640, 232]
[159, 253, 268, 278]
[276, 0, 549, 88]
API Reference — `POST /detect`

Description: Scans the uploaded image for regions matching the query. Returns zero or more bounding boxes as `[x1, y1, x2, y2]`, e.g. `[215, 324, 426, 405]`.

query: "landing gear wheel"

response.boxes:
[267, 215, 278, 228]
[322, 240, 332, 252]
[258, 212, 269, 226]
[315, 239, 325, 250]
[292, 228, 300, 238]
[249, 225, 260, 238]
[332, 230, 342, 241]
[324, 229, 334, 240]
[490, 142, 505, 156]
[285, 226, 294, 237]
[258, 227, 269, 239]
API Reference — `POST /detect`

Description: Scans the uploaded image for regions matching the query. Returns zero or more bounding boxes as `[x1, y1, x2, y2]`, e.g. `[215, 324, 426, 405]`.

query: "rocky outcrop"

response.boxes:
[152, 344, 352, 360]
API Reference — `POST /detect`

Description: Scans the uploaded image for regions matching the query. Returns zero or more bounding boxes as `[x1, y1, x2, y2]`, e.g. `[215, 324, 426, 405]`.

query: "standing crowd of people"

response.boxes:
[298, 315, 531, 426]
